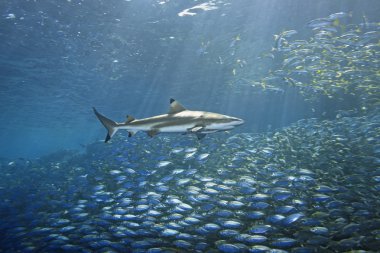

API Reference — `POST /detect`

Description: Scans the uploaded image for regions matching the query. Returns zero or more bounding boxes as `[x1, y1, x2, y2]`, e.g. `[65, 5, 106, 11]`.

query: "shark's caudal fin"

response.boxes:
[93, 107, 119, 143]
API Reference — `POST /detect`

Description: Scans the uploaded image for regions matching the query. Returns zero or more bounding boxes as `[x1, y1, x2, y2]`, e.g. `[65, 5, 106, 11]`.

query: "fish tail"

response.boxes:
[93, 107, 119, 143]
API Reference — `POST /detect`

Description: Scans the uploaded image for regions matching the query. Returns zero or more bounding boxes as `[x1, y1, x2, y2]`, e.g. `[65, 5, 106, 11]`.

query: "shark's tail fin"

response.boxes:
[93, 107, 119, 143]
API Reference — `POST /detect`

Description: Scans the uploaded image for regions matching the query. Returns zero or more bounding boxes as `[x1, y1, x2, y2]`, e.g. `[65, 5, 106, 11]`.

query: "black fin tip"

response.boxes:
[105, 134, 111, 143]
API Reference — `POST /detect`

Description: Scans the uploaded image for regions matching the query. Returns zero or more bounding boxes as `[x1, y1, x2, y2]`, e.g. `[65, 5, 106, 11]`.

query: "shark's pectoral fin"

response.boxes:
[188, 126, 204, 133]
[196, 133, 207, 140]
[188, 125, 207, 139]
[147, 129, 159, 138]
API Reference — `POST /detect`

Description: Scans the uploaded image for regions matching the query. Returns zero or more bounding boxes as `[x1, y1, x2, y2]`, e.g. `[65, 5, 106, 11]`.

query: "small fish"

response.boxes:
[156, 161, 172, 168]
[281, 30, 298, 38]
[328, 12, 351, 21]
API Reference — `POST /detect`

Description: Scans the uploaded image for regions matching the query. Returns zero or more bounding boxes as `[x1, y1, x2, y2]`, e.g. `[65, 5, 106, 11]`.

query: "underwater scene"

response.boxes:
[1, 0, 380, 252]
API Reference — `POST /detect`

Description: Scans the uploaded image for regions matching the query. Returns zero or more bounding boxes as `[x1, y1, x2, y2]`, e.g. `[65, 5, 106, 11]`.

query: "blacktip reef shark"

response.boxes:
[93, 98, 244, 142]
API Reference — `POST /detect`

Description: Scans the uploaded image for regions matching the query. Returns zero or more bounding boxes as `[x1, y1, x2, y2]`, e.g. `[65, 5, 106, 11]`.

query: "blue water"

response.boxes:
[1, 1, 380, 252]
[1, 0, 377, 158]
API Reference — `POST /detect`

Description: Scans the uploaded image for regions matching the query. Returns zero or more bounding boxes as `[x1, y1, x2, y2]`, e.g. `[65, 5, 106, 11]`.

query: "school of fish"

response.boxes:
[255, 12, 380, 111]
[0, 109, 379, 253]
[1, 11, 380, 253]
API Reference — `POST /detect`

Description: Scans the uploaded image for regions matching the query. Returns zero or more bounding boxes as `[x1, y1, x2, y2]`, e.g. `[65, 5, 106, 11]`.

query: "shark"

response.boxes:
[93, 98, 244, 142]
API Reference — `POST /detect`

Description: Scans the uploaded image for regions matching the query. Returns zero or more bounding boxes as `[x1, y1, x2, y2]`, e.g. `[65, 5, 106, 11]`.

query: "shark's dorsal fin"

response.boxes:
[168, 98, 187, 114]
[125, 115, 135, 123]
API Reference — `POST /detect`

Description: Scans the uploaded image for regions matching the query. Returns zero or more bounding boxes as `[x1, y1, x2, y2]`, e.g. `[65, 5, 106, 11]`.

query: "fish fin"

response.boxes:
[93, 107, 119, 143]
[147, 129, 159, 138]
[189, 126, 204, 132]
[168, 98, 187, 114]
[125, 115, 135, 123]
[105, 133, 111, 143]
[128, 131, 136, 137]
[196, 133, 206, 140]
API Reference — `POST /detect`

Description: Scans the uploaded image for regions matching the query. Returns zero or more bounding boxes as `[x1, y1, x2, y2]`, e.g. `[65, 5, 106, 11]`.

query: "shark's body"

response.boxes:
[93, 99, 244, 142]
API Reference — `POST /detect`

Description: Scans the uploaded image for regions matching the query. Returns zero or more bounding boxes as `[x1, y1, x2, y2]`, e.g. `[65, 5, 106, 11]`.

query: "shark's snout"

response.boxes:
[231, 117, 245, 126]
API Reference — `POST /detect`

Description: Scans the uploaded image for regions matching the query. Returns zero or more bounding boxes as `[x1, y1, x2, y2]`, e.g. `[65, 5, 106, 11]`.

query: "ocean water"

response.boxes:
[1, 0, 379, 252]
